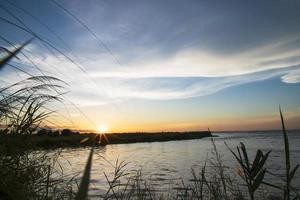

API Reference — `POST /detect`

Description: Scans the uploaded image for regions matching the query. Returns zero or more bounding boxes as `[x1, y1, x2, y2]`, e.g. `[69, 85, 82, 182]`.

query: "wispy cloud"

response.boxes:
[2, 41, 300, 105]
[281, 69, 300, 83]
[1, 0, 300, 107]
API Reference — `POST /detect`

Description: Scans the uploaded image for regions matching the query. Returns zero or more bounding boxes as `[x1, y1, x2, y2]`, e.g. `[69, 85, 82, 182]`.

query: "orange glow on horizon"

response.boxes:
[46, 110, 300, 133]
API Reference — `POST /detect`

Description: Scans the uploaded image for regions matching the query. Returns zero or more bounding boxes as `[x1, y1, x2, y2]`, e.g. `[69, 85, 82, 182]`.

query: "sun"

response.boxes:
[97, 124, 109, 133]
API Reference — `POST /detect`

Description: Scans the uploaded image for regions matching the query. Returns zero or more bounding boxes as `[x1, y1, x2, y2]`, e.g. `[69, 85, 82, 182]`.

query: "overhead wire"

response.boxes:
[0, 1, 133, 130]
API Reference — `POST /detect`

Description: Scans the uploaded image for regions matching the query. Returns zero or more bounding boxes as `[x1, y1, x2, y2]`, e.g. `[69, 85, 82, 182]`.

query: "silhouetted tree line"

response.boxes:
[36, 128, 80, 137]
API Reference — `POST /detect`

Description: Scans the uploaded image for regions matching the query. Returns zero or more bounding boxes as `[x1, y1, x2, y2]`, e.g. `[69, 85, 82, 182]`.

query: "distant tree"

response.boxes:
[49, 130, 60, 137]
[61, 129, 73, 136]
[47, 129, 53, 136]
[37, 128, 48, 136]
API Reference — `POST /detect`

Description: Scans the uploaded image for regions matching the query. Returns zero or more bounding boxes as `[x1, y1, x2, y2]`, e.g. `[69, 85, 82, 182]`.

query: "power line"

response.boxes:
[0, 3, 125, 129]
[49, 0, 123, 67]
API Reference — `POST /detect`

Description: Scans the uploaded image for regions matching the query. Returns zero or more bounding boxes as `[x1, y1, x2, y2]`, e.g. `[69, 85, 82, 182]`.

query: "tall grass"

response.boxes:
[0, 40, 76, 200]
[279, 108, 299, 200]
[0, 38, 32, 69]
[75, 147, 94, 200]
[225, 142, 270, 199]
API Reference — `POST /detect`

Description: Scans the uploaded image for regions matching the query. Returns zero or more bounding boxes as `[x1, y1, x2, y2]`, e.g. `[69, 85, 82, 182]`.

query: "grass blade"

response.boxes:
[289, 164, 299, 184]
[280, 107, 291, 200]
[75, 147, 94, 200]
[0, 38, 33, 70]
[253, 169, 266, 192]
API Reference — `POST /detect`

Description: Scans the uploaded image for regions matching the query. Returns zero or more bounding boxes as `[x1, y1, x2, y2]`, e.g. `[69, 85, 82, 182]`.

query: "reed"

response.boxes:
[226, 142, 270, 200]
[75, 147, 94, 200]
[0, 38, 33, 70]
[279, 108, 299, 200]
[0, 40, 75, 200]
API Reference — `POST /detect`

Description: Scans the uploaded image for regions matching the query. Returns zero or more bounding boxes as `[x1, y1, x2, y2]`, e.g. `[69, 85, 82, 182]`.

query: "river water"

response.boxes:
[57, 131, 300, 198]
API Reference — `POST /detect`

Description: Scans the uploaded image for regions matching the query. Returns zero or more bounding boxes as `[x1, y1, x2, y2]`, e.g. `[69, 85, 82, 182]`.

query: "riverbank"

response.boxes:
[27, 131, 212, 149]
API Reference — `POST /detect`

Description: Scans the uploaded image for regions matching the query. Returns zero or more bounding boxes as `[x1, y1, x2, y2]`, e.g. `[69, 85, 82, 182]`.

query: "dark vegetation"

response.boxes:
[104, 131, 212, 144]
[24, 131, 212, 148]
[36, 128, 79, 137]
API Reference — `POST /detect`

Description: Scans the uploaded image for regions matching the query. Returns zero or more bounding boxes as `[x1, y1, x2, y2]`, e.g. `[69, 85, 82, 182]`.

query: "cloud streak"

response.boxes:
[1, 0, 300, 107]
[2, 44, 300, 106]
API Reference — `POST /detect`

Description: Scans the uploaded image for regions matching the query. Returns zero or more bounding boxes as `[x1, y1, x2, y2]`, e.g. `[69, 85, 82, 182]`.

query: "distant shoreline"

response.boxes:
[26, 131, 212, 149]
[213, 129, 300, 133]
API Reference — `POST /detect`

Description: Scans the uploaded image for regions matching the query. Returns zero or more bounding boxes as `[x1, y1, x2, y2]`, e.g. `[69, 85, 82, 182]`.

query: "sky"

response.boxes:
[0, 0, 300, 132]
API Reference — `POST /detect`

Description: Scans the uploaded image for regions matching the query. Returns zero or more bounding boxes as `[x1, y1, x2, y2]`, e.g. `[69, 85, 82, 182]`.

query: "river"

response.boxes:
[57, 130, 300, 198]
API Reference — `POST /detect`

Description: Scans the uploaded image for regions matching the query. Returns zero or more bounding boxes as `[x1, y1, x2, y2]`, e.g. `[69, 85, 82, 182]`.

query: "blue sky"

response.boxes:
[1, 0, 300, 131]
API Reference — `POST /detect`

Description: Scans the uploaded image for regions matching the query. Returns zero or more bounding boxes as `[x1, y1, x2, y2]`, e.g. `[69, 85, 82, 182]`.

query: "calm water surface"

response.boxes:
[58, 131, 300, 197]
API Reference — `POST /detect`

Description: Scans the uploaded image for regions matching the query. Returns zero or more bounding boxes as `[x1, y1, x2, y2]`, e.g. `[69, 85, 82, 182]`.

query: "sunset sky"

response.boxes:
[1, 0, 300, 132]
